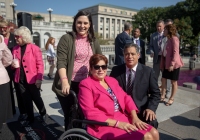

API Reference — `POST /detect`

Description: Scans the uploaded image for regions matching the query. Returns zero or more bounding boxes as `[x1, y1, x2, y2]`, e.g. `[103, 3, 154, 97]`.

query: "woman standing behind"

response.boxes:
[12, 26, 46, 127]
[45, 37, 56, 79]
[160, 24, 183, 106]
[52, 10, 102, 130]
[0, 35, 13, 132]
[0, 19, 17, 115]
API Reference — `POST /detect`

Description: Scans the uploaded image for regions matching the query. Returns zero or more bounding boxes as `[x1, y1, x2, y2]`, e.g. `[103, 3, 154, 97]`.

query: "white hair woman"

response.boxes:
[11, 26, 46, 127]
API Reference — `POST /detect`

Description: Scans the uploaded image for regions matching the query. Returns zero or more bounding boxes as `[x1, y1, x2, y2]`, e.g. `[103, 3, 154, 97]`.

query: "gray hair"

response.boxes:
[124, 22, 132, 31]
[14, 26, 33, 43]
[123, 43, 140, 54]
[157, 20, 164, 25]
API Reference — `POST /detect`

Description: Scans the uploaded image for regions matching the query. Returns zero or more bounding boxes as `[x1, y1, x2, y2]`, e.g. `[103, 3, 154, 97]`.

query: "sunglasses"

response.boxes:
[0, 26, 9, 30]
[14, 35, 22, 39]
[93, 65, 107, 70]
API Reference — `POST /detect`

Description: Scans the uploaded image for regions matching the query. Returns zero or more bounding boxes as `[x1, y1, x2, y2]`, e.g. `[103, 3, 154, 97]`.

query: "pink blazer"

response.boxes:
[0, 35, 13, 85]
[12, 43, 44, 84]
[160, 36, 184, 70]
[78, 76, 138, 139]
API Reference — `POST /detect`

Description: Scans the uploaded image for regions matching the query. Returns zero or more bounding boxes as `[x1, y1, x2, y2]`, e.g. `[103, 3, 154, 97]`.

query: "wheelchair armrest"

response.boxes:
[72, 119, 109, 126]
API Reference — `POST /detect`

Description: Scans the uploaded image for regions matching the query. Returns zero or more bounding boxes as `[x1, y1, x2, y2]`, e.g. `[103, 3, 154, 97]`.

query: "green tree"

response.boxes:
[94, 32, 109, 45]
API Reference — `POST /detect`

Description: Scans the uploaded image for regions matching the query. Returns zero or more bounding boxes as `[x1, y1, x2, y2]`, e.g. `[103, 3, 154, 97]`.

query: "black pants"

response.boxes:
[56, 81, 80, 131]
[138, 111, 158, 129]
[14, 82, 26, 114]
[18, 81, 46, 122]
[6, 66, 16, 115]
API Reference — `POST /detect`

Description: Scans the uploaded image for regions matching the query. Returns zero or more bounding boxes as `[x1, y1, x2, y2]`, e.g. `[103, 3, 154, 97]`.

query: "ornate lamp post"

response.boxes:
[47, 8, 53, 22]
[10, 2, 17, 24]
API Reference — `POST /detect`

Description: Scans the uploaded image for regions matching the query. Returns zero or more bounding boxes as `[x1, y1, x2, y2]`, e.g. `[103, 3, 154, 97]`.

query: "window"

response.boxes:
[121, 11, 123, 14]
[130, 13, 132, 16]
[100, 17, 103, 23]
[125, 12, 127, 15]
[116, 10, 118, 13]
[122, 27, 124, 31]
[0, 2, 5, 8]
[100, 33, 103, 38]
[117, 27, 119, 31]
[100, 25, 103, 30]
[106, 33, 108, 39]
[112, 19, 115, 24]
[1, 12, 6, 17]
[110, 9, 112, 13]
[104, 9, 107, 12]
[106, 18, 109, 23]
[117, 19, 120, 24]
[112, 33, 114, 38]
[122, 20, 125, 24]
[112, 26, 114, 31]
[106, 26, 109, 30]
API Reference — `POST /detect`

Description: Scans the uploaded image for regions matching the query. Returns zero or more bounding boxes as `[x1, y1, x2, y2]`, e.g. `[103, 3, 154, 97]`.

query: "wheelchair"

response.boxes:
[59, 90, 109, 140]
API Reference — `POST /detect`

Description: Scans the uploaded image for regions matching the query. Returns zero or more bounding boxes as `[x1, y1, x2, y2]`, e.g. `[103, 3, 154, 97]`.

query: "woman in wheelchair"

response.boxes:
[78, 54, 159, 140]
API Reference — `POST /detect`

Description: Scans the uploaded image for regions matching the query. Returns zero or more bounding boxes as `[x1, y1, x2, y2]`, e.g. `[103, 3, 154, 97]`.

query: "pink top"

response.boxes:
[4, 38, 9, 45]
[71, 35, 93, 82]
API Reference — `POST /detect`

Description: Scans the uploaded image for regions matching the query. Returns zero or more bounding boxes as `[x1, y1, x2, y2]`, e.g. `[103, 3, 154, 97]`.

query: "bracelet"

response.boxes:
[114, 120, 119, 128]
[61, 77, 68, 81]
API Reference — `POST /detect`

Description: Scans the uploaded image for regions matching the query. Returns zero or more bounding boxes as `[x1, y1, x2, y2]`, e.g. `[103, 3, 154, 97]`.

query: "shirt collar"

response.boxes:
[126, 63, 138, 73]
[158, 31, 164, 36]
[134, 37, 139, 40]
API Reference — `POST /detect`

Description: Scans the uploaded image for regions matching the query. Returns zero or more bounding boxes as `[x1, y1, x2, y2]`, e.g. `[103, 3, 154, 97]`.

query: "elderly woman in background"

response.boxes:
[78, 54, 159, 140]
[0, 35, 13, 132]
[0, 19, 17, 115]
[12, 26, 46, 127]
[52, 10, 102, 130]
[160, 24, 183, 106]
[45, 37, 56, 79]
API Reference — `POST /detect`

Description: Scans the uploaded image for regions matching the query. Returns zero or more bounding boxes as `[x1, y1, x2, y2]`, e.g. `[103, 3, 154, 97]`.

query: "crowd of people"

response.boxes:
[0, 9, 184, 139]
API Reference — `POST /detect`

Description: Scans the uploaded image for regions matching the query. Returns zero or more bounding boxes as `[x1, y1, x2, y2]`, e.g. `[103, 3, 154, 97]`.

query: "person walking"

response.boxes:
[45, 37, 56, 79]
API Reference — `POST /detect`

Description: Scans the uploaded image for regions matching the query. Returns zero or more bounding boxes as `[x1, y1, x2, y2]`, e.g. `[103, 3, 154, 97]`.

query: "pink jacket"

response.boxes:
[78, 76, 138, 139]
[0, 35, 13, 85]
[160, 36, 184, 70]
[12, 43, 44, 84]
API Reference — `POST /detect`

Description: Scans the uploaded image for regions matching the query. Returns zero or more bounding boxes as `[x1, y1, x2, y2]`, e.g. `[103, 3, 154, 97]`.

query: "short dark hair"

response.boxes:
[157, 20, 164, 25]
[123, 43, 140, 54]
[165, 19, 173, 24]
[72, 10, 95, 42]
[89, 54, 108, 69]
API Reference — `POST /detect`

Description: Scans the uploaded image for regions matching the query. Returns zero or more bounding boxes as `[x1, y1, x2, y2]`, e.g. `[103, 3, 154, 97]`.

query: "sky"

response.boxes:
[14, 0, 185, 16]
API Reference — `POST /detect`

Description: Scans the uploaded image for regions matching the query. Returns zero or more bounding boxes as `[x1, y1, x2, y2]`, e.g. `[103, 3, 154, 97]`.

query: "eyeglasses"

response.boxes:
[0, 26, 9, 30]
[93, 65, 107, 70]
[14, 35, 22, 39]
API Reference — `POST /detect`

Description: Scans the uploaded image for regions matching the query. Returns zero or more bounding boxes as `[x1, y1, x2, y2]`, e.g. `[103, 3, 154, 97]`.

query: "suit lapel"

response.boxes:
[119, 64, 126, 90]
[133, 63, 143, 92]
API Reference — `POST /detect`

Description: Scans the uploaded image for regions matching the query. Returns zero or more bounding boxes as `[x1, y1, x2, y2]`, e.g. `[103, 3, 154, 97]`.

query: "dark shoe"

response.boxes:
[21, 120, 34, 127]
[47, 73, 53, 79]
[18, 114, 28, 121]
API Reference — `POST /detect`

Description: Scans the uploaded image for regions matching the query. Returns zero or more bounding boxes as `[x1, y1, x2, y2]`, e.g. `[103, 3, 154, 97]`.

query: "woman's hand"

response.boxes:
[35, 80, 42, 89]
[168, 66, 174, 72]
[117, 121, 138, 133]
[61, 79, 70, 95]
[132, 118, 149, 130]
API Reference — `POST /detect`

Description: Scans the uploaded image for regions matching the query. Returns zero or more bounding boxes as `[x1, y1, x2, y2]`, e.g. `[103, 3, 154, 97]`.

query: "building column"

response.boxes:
[103, 17, 106, 39]
[115, 18, 117, 38]
[119, 19, 122, 33]
[109, 18, 112, 39]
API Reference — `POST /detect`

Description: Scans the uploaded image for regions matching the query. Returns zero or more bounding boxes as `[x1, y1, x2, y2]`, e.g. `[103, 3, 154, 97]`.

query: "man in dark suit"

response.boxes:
[110, 43, 160, 128]
[114, 22, 133, 65]
[133, 28, 146, 65]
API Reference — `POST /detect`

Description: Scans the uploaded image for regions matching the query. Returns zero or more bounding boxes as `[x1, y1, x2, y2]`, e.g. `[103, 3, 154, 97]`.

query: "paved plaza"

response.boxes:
[5, 60, 200, 140]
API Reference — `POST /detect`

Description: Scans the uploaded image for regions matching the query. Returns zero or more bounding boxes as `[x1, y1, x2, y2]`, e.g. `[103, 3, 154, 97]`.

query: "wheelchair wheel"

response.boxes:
[59, 128, 98, 140]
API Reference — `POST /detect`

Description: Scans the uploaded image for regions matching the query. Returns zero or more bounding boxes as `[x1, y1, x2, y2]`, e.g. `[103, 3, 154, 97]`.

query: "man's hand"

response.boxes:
[150, 53, 154, 58]
[143, 109, 156, 121]
[132, 118, 148, 130]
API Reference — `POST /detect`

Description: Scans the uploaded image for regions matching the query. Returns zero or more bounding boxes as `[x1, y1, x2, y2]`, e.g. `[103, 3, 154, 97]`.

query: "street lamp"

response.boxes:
[10, 2, 17, 24]
[47, 8, 53, 22]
